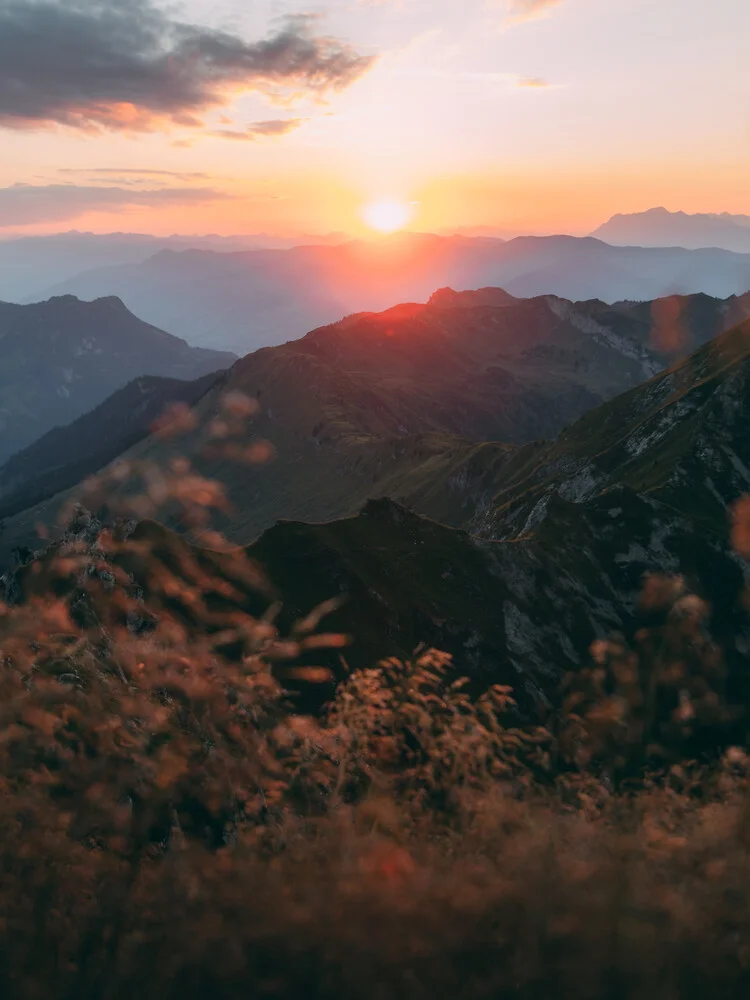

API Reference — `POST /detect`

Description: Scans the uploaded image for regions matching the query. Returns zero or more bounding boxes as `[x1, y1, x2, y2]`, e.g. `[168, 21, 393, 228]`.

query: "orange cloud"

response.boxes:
[210, 119, 306, 142]
[0, 182, 231, 228]
[516, 76, 550, 88]
[506, 0, 563, 24]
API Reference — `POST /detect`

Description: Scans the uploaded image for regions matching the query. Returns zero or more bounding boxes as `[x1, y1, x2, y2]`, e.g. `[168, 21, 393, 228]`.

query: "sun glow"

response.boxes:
[362, 199, 414, 234]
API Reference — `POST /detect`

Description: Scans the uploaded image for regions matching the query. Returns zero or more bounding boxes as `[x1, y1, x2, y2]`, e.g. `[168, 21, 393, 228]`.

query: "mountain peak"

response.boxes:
[91, 294, 129, 312]
[47, 293, 80, 305]
[592, 208, 750, 251]
[427, 287, 517, 310]
[0, 296, 235, 465]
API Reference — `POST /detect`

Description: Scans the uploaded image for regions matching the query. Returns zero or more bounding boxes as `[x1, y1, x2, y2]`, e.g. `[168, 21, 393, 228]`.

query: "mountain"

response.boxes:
[0, 230, 349, 304]
[0, 294, 235, 463]
[7, 316, 750, 719]
[592, 208, 750, 253]
[139, 315, 750, 711]
[0, 371, 221, 521]
[3, 287, 750, 566]
[42, 234, 750, 354]
[477, 315, 750, 538]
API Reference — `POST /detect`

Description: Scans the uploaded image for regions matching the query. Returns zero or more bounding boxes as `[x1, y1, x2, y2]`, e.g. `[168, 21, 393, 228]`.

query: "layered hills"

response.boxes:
[43, 233, 750, 353]
[0, 230, 348, 304]
[0, 294, 235, 463]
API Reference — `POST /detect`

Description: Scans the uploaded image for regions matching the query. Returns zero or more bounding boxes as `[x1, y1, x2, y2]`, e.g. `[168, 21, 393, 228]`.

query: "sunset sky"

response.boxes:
[1, 0, 748, 237]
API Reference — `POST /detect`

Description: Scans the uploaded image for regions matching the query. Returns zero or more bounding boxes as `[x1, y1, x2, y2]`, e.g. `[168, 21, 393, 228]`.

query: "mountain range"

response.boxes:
[0, 230, 348, 304]
[37, 233, 750, 354]
[592, 208, 750, 253]
[240, 312, 750, 710]
[0, 294, 234, 464]
[3, 285, 750, 568]
[4, 304, 750, 722]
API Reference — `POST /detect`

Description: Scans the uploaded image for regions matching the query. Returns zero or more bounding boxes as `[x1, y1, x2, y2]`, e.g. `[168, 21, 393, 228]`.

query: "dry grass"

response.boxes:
[1, 395, 750, 999]
[2, 563, 750, 1000]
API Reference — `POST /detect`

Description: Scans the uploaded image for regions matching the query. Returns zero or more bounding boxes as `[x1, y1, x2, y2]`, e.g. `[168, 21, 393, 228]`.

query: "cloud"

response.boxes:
[58, 168, 212, 180]
[211, 119, 305, 141]
[0, 183, 231, 227]
[506, 0, 563, 23]
[515, 76, 550, 88]
[0, 1, 375, 132]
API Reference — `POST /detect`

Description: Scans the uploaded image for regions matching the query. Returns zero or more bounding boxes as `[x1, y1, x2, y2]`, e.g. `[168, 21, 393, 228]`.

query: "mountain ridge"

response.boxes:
[3, 286, 750, 564]
[41, 234, 750, 353]
[0, 371, 224, 521]
[592, 207, 750, 253]
[0, 294, 235, 463]
[3, 300, 750, 715]
[0, 230, 350, 303]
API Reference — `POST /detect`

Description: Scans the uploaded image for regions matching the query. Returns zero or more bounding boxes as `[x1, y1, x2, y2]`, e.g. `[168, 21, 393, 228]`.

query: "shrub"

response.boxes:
[1, 399, 750, 998]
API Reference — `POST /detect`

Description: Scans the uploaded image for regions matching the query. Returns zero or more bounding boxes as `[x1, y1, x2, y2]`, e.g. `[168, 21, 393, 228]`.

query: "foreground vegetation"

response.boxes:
[1, 540, 749, 999]
[1, 396, 750, 999]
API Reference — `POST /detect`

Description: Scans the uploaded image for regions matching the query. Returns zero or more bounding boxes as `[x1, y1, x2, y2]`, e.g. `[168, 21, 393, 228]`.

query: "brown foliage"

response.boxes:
[1, 419, 750, 998]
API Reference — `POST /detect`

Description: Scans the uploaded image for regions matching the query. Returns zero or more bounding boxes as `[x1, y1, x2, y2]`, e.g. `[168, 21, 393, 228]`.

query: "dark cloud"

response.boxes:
[0, 182, 231, 226]
[211, 118, 305, 141]
[0, 1, 375, 131]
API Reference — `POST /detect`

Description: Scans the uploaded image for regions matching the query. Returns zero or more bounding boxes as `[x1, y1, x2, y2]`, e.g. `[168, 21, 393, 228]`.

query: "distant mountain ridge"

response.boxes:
[41, 233, 750, 353]
[592, 208, 750, 252]
[0, 230, 349, 303]
[0, 294, 235, 463]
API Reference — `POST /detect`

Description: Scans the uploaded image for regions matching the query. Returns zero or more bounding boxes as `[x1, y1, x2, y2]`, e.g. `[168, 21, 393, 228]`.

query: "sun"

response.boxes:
[362, 199, 413, 234]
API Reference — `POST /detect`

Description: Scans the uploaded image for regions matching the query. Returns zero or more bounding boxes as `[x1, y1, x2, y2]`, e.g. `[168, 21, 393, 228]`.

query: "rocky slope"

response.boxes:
[225, 316, 750, 710]
[473, 316, 750, 538]
[0, 294, 235, 462]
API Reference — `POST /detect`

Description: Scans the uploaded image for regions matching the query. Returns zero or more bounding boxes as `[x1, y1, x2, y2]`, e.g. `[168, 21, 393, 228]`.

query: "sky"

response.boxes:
[0, 0, 749, 237]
